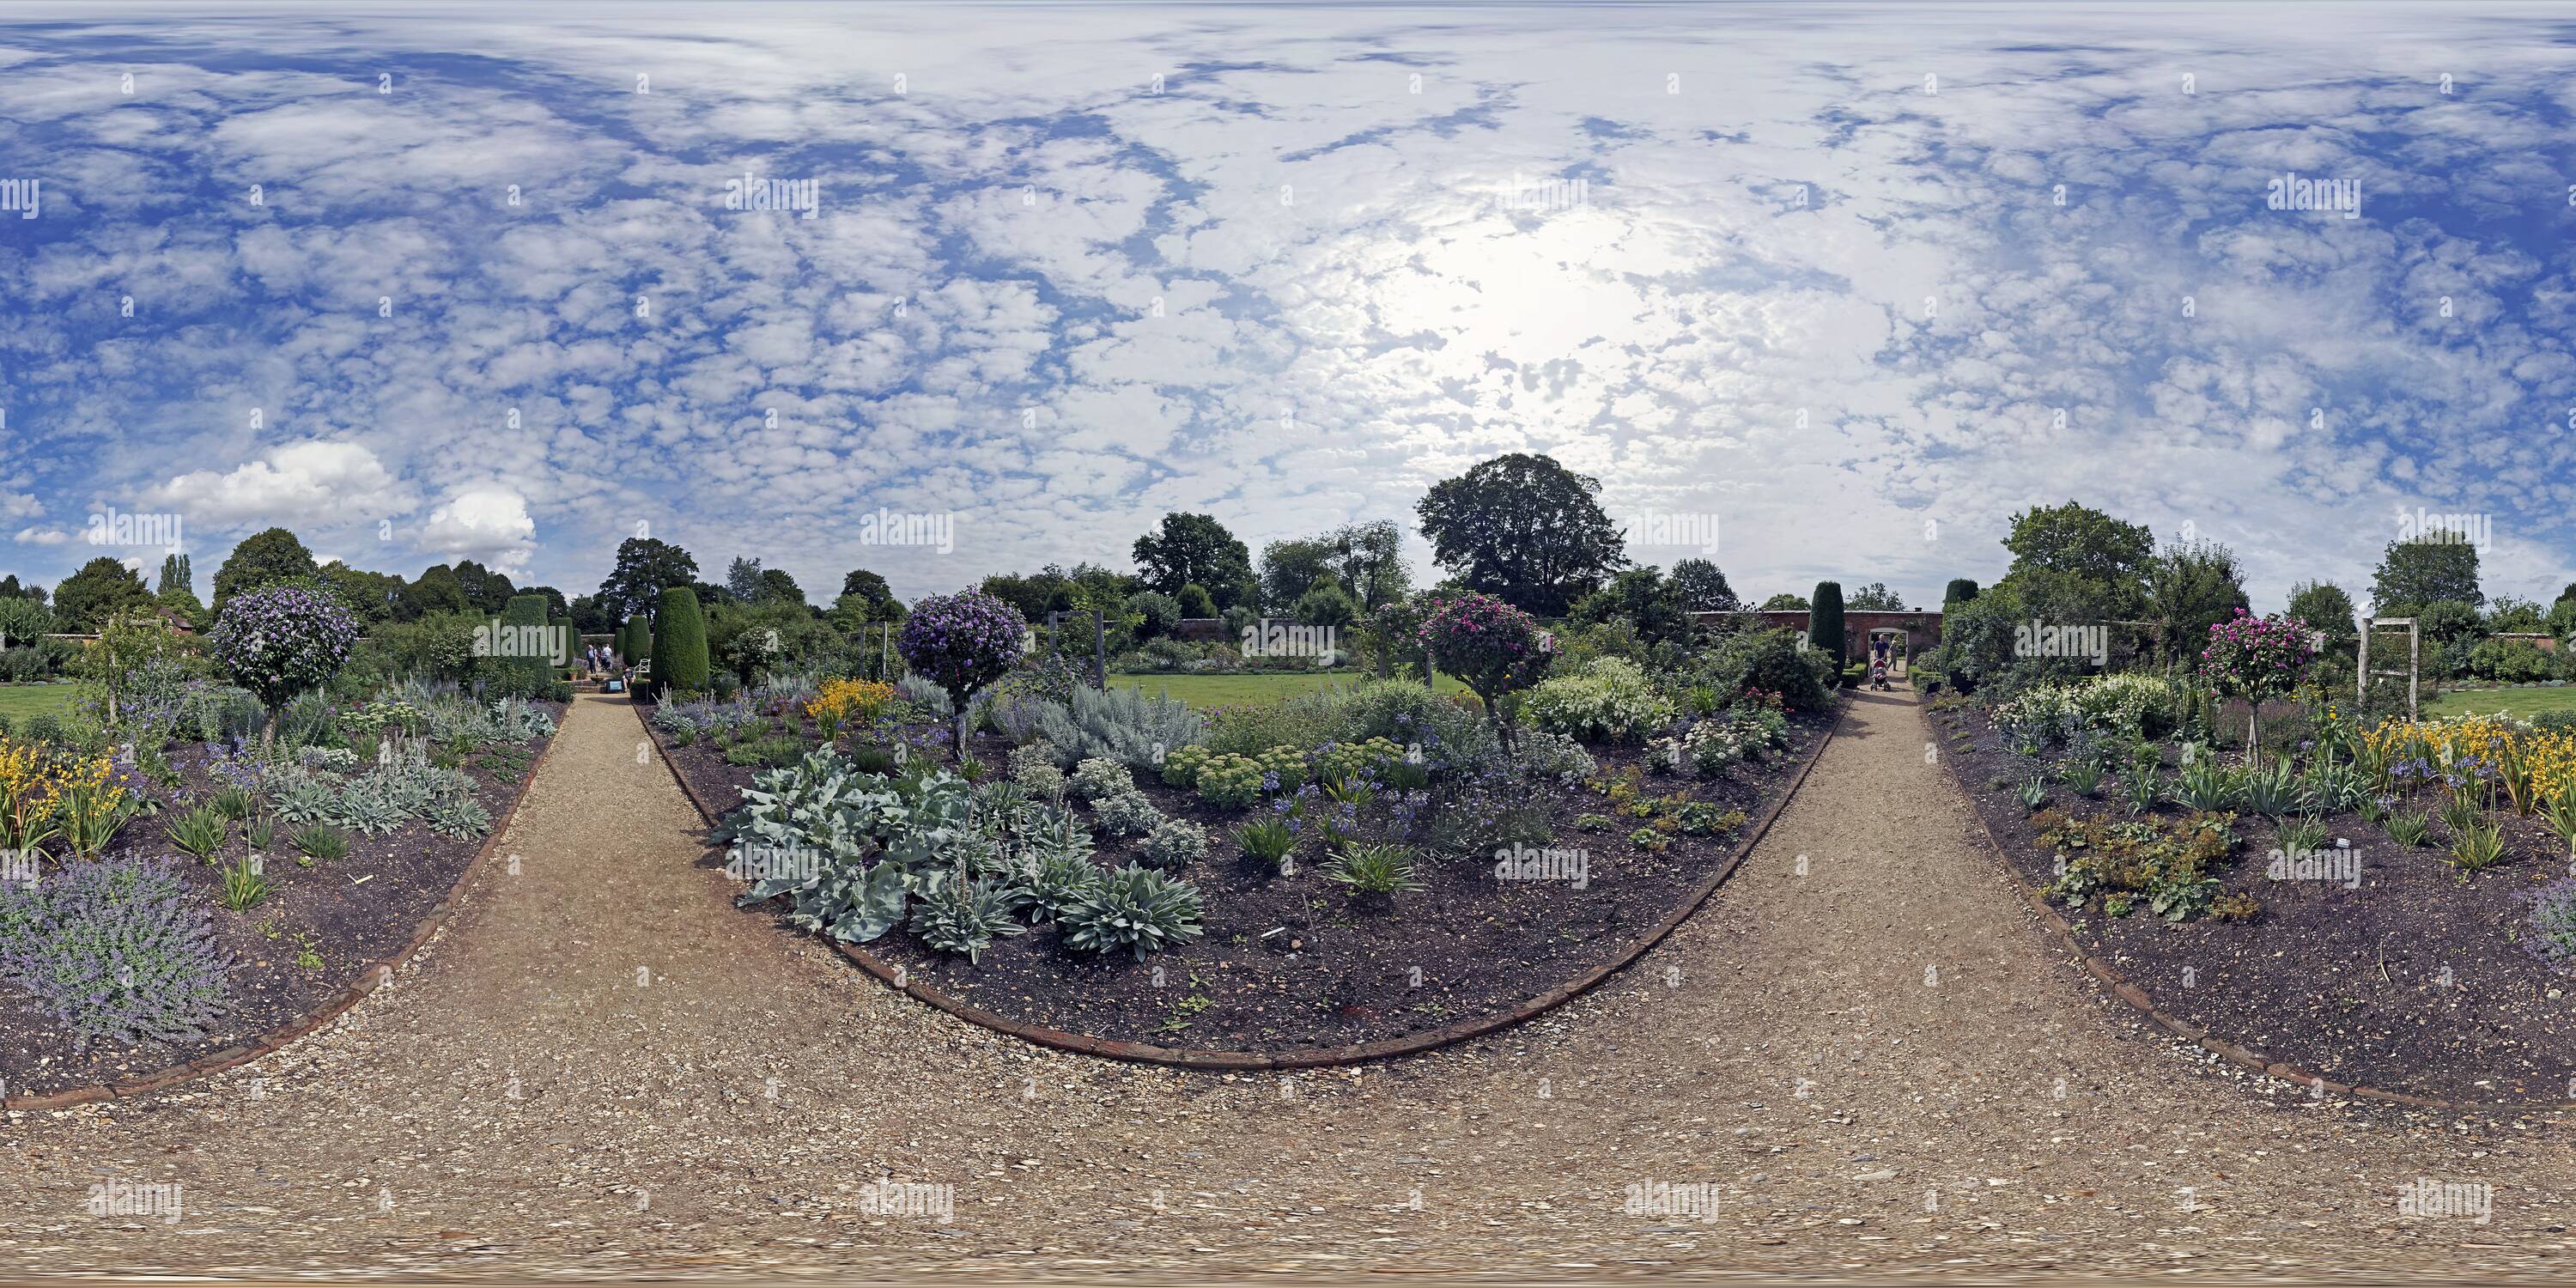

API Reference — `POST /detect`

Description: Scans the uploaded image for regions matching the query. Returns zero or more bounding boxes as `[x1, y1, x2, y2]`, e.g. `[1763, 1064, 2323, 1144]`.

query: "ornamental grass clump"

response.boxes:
[209, 584, 361, 750]
[898, 591, 1027, 760]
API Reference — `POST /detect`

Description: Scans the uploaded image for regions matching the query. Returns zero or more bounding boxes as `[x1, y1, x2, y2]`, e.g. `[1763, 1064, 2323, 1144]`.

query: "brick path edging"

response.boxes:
[648, 696, 1847, 1071]
[3, 722, 568, 1113]
[1928, 701, 2561, 1115]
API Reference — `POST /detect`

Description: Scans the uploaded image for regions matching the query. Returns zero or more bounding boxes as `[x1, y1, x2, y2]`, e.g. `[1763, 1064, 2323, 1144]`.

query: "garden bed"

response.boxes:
[645, 693, 1836, 1056]
[1931, 697, 2576, 1104]
[0, 702, 562, 1099]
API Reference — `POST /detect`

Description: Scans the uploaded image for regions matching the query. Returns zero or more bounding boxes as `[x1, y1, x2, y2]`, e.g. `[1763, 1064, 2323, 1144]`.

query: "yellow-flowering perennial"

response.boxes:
[805, 678, 899, 730]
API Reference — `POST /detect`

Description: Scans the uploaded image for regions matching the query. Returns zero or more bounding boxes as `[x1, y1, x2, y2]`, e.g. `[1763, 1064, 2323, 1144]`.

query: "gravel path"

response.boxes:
[3, 690, 2571, 1280]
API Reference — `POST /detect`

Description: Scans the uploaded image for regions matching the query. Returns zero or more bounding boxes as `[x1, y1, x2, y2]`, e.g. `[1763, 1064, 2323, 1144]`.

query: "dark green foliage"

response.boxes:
[1415, 453, 1626, 616]
[1176, 583, 1217, 618]
[1943, 578, 1979, 607]
[2372, 538, 2482, 613]
[211, 527, 320, 610]
[496, 593, 550, 696]
[1133, 513, 1256, 605]
[651, 586, 711, 695]
[1808, 581, 1846, 669]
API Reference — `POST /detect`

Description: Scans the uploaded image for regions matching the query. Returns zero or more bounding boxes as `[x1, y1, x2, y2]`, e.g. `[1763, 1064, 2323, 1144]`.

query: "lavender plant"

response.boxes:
[0, 856, 233, 1050]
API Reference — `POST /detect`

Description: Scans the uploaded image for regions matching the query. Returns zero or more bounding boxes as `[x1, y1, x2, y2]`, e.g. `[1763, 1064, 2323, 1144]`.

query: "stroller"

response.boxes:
[1868, 644, 1894, 690]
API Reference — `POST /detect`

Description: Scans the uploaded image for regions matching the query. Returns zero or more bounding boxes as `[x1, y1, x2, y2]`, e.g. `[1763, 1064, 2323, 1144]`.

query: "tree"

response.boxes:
[1569, 568, 1692, 646]
[156, 553, 192, 598]
[1133, 513, 1255, 607]
[2143, 539, 2250, 668]
[1668, 559, 1741, 613]
[756, 568, 805, 606]
[2549, 594, 2576, 641]
[569, 593, 616, 636]
[1122, 591, 1181, 641]
[1292, 577, 1360, 629]
[2415, 599, 2482, 646]
[1943, 579, 1980, 608]
[2372, 538, 2482, 614]
[1995, 502, 2154, 623]
[838, 568, 904, 621]
[0, 574, 45, 605]
[599, 538, 700, 623]
[898, 591, 1028, 758]
[406, 563, 471, 617]
[1758, 592, 1809, 611]
[0, 596, 51, 650]
[2287, 580, 2359, 652]
[324, 566, 405, 624]
[648, 586, 711, 696]
[2200, 610, 2313, 762]
[209, 583, 360, 749]
[212, 527, 320, 610]
[1807, 581, 1847, 669]
[448, 560, 516, 613]
[2486, 595, 2546, 634]
[1176, 583, 1217, 618]
[1845, 582, 1905, 611]
[1321, 519, 1411, 611]
[726, 556, 766, 604]
[1419, 592, 1555, 750]
[491, 593, 553, 696]
[52, 556, 152, 630]
[1415, 453, 1627, 617]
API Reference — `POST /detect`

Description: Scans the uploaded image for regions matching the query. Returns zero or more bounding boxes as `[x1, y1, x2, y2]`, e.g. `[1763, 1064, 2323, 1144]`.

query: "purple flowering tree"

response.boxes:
[898, 590, 1028, 760]
[1418, 592, 1556, 750]
[208, 584, 360, 750]
[2200, 608, 2314, 762]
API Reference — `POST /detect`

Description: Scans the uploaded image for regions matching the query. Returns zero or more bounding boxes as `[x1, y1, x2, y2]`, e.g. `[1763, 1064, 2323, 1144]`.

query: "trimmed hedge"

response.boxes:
[499, 593, 550, 696]
[651, 586, 710, 696]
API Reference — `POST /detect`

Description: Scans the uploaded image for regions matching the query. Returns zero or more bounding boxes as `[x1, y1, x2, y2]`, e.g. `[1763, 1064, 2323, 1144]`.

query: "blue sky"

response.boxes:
[3, 2, 2574, 614]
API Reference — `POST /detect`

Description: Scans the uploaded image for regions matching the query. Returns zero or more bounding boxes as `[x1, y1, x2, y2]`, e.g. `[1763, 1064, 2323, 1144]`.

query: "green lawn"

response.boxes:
[1107, 670, 1469, 710]
[0, 683, 80, 721]
[2422, 684, 2576, 720]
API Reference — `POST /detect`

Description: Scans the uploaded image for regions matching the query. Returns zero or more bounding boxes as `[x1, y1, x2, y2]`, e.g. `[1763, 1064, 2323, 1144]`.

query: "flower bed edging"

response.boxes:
[648, 696, 1846, 1071]
[1933, 716, 2558, 1115]
[2, 723, 568, 1114]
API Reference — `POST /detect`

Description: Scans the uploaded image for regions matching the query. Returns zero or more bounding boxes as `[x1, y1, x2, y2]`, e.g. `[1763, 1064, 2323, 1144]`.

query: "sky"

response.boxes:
[3, 2, 2575, 615]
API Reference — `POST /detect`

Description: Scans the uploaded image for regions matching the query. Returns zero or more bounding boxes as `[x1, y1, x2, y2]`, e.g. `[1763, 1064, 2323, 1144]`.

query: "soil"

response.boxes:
[645, 696, 1835, 1052]
[1929, 697, 2576, 1103]
[0, 703, 561, 1096]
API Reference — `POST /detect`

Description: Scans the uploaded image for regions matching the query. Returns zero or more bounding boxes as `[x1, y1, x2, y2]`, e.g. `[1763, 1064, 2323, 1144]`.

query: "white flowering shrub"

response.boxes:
[1523, 658, 1677, 744]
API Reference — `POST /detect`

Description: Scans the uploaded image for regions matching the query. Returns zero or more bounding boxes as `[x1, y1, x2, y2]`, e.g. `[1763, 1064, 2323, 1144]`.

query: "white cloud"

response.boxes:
[419, 484, 538, 578]
[14, 527, 70, 545]
[143, 440, 414, 531]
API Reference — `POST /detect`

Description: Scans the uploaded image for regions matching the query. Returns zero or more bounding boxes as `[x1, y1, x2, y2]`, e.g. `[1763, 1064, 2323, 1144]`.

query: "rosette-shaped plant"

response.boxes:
[208, 583, 359, 748]
[898, 590, 1028, 758]
[1418, 591, 1555, 749]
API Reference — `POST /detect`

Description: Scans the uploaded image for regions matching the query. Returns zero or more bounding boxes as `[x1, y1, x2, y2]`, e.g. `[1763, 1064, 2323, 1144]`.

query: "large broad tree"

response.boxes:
[839, 568, 905, 620]
[756, 568, 805, 607]
[1569, 568, 1692, 646]
[52, 556, 153, 629]
[2143, 539, 2250, 667]
[0, 595, 52, 649]
[1321, 519, 1411, 611]
[1757, 592, 1809, 611]
[2287, 580, 2359, 652]
[211, 526, 320, 610]
[1258, 537, 1337, 612]
[447, 559, 516, 613]
[1132, 513, 1255, 607]
[1996, 501, 2154, 621]
[1415, 453, 1627, 617]
[1668, 558, 1741, 613]
[406, 563, 471, 617]
[1845, 582, 1905, 611]
[2372, 538, 2482, 614]
[598, 537, 701, 623]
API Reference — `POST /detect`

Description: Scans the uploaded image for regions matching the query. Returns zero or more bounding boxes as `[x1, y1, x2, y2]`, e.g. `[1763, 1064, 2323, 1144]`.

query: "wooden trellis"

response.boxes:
[2357, 617, 2419, 721]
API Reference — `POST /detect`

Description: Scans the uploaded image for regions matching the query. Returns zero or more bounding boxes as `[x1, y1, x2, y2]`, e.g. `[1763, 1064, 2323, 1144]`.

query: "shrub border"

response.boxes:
[1932, 702, 2565, 1114]
[3, 717, 568, 1112]
[650, 695, 1844, 1070]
